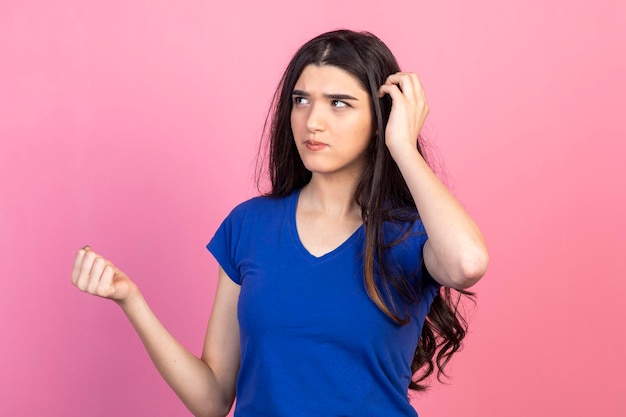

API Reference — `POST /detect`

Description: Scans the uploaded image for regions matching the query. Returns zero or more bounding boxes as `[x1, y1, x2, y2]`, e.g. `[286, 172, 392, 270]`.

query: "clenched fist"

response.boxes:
[71, 247, 136, 303]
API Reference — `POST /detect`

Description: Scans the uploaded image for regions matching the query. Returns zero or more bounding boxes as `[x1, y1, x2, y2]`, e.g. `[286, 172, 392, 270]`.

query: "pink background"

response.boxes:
[1, 0, 625, 416]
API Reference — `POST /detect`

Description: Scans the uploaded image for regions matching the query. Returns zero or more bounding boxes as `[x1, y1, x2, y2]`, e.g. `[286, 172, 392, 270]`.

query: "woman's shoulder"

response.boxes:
[226, 191, 298, 221]
[382, 212, 428, 266]
[382, 208, 425, 240]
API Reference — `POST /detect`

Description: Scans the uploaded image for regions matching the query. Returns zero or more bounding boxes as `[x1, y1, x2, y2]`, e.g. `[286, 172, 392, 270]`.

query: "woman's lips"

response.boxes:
[304, 140, 328, 151]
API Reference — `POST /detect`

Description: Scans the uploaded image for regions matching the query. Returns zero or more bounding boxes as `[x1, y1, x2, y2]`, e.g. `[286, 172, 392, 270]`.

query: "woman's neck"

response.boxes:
[300, 173, 362, 219]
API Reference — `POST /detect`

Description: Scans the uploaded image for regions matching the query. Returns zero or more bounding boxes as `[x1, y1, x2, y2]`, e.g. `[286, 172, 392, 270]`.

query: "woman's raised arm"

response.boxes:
[379, 72, 489, 289]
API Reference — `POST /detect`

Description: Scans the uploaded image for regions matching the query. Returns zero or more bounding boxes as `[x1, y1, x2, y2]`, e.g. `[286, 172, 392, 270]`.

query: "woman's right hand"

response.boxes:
[71, 247, 137, 304]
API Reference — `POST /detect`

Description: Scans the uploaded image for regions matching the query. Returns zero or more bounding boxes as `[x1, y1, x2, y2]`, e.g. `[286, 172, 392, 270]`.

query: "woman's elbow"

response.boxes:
[451, 248, 489, 289]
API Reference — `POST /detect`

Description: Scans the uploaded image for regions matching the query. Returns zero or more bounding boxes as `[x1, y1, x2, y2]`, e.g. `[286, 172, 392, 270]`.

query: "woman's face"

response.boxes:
[290, 64, 374, 179]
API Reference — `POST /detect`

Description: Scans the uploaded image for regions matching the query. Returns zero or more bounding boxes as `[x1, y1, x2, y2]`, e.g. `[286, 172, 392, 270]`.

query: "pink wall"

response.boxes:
[1, 0, 625, 416]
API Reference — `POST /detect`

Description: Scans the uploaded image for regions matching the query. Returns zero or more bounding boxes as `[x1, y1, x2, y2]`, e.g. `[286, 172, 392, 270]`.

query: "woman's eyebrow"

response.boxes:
[292, 90, 360, 101]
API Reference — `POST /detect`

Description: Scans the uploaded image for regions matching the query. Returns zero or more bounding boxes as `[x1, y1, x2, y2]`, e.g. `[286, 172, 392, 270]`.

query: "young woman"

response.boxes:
[72, 29, 488, 417]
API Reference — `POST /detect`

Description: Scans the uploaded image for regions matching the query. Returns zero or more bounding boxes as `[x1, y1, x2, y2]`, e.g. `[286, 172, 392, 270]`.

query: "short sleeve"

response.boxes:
[207, 206, 244, 285]
[411, 221, 443, 291]
[384, 219, 427, 273]
[385, 219, 441, 297]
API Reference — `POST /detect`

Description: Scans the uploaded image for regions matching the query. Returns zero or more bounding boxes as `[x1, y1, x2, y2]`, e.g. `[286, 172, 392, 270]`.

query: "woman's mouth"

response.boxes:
[304, 140, 328, 151]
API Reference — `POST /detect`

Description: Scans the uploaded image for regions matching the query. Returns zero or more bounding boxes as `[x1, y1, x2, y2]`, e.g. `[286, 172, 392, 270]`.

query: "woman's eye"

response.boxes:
[331, 100, 348, 108]
[293, 96, 309, 105]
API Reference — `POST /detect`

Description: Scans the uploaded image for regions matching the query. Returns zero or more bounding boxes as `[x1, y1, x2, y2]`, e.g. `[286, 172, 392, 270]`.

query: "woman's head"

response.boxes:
[260, 29, 413, 199]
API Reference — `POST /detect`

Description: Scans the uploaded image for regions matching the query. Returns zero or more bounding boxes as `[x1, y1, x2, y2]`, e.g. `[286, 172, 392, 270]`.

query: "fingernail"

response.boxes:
[81, 245, 91, 250]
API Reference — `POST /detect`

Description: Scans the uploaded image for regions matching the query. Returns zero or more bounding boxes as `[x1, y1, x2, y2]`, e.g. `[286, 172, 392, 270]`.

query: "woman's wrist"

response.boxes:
[115, 282, 142, 311]
[388, 143, 427, 173]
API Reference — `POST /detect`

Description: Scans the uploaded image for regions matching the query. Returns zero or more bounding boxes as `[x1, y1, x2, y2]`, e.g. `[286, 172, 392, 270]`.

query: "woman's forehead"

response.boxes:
[294, 64, 368, 95]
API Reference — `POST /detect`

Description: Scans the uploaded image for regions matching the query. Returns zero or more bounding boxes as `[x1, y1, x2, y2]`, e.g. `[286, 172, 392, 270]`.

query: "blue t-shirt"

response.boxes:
[207, 189, 439, 417]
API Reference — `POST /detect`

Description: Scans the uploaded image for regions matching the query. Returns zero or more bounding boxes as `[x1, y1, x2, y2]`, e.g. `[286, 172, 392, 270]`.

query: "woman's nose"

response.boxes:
[306, 104, 325, 132]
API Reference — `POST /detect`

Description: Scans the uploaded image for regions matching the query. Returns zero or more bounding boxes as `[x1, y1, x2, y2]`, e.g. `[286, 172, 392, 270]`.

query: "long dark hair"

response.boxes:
[256, 29, 474, 391]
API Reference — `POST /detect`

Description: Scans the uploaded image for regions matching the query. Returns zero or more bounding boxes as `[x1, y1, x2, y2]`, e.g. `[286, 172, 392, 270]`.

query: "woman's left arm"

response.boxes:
[379, 72, 489, 289]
